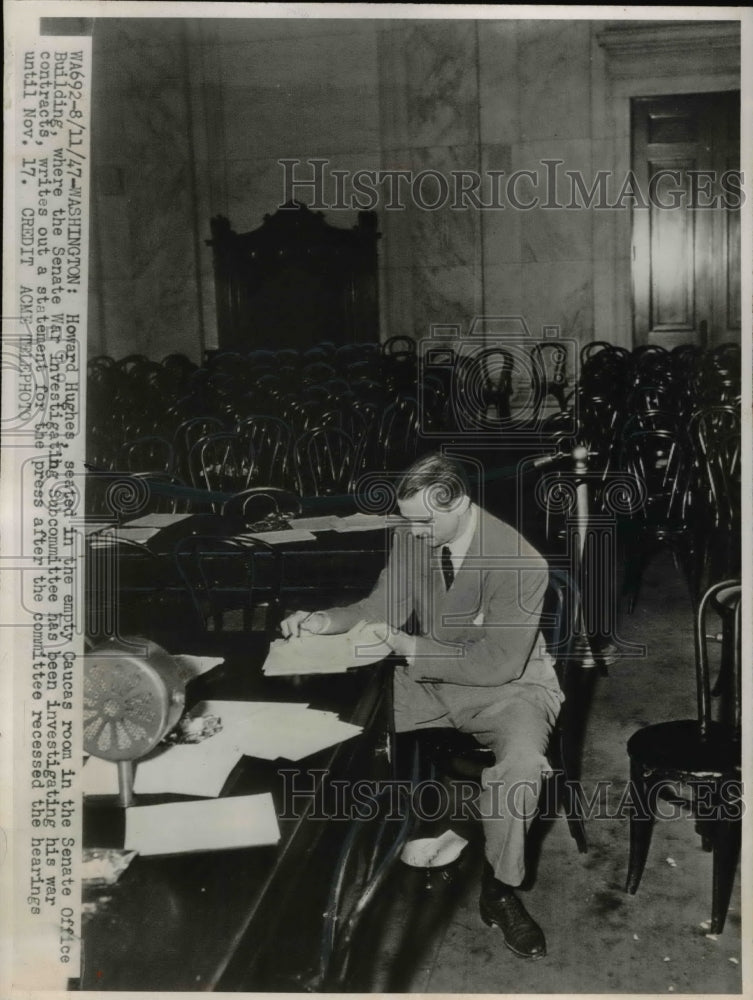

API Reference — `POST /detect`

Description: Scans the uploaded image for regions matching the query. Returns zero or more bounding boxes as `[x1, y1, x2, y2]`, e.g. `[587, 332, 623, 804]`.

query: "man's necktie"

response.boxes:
[441, 545, 454, 590]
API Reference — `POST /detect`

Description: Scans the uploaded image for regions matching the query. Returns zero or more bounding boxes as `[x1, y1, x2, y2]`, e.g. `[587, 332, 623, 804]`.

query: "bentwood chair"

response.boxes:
[625, 580, 741, 933]
[221, 486, 303, 524]
[399, 567, 590, 857]
[174, 534, 279, 635]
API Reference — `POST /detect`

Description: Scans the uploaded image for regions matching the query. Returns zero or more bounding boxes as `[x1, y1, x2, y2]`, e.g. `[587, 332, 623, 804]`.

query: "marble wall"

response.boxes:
[89, 19, 204, 360]
[88, 17, 738, 364]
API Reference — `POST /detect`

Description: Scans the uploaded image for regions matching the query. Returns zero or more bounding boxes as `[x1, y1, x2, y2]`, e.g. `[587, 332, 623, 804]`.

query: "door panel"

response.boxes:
[632, 91, 741, 348]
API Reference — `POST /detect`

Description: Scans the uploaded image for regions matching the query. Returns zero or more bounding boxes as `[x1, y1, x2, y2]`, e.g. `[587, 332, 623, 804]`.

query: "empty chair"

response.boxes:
[687, 405, 741, 582]
[188, 432, 255, 506]
[618, 428, 702, 611]
[625, 579, 741, 933]
[373, 396, 424, 472]
[294, 426, 359, 498]
[173, 416, 225, 482]
[382, 335, 416, 356]
[118, 436, 174, 475]
[236, 415, 295, 489]
[174, 534, 279, 635]
[531, 341, 572, 412]
[579, 341, 613, 365]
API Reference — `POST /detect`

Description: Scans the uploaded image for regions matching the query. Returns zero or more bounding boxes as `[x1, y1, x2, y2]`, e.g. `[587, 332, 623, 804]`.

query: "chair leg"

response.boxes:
[625, 760, 655, 894]
[564, 786, 588, 854]
[622, 543, 648, 615]
[711, 816, 741, 934]
[550, 728, 588, 853]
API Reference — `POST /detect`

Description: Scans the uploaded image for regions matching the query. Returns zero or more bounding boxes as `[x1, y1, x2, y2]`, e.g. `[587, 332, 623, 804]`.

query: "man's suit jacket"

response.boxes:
[326, 506, 561, 697]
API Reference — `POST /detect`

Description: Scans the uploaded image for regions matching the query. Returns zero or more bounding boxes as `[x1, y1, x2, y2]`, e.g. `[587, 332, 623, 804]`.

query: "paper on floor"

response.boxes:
[400, 830, 469, 868]
[124, 793, 280, 855]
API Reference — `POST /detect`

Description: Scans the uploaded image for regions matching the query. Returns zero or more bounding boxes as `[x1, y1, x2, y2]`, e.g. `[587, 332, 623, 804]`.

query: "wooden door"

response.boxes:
[631, 91, 741, 349]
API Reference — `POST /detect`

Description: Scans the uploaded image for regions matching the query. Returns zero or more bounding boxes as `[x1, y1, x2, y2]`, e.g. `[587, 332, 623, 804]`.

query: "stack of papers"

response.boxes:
[124, 793, 280, 856]
[263, 621, 393, 676]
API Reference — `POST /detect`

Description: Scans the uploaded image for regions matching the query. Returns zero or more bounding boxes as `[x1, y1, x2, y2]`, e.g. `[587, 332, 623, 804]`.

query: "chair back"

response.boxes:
[222, 486, 303, 523]
[294, 426, 359, 497]
[235, 415, 294, 489]
[542, 568, 581, 671]
[695, 579, 741, 738]
[173, 534, 278, 632]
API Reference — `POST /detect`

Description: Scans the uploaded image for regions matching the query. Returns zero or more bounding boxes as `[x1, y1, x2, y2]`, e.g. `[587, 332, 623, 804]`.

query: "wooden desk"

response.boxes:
[80, 517, 397, 990]
[78, 649, 392, 992]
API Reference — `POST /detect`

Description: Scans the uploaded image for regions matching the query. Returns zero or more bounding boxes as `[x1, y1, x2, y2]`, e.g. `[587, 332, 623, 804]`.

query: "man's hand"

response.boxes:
[279, 610, 332, 639]
[370, 622, 417, 660]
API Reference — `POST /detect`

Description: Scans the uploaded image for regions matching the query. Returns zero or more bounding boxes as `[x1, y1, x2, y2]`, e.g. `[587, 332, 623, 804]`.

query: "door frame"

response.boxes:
[591, 21, 740, 349]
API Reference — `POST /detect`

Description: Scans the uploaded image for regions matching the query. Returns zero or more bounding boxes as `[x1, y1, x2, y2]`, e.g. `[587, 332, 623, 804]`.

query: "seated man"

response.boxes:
[281, 452, 562, 959]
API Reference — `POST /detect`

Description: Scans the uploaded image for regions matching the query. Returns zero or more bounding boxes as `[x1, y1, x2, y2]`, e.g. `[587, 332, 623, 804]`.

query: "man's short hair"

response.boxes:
[397, 453, 469, 510]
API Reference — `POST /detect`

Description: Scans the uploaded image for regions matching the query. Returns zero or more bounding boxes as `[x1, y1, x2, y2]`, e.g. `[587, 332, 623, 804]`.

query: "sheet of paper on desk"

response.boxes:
[122, 513, 193, 528]
[81, 521, 116, 536]
[263, 621, 393, 676]
[82, 742, 243, 798]
[186, 700, 362, 761]
[332, 513, 393, 532]
[124, 793, 281, 856]
[288, 515, 344, 531]
[238, 528, 316, 544]
[225, 707, 363, 761]
[187, 699, 311, 726]
[111, 525, 162, 543]
[173, 654, 224, 681]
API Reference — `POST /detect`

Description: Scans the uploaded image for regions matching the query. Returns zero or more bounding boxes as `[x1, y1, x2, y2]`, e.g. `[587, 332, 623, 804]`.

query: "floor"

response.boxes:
[347, 550, 744, 994]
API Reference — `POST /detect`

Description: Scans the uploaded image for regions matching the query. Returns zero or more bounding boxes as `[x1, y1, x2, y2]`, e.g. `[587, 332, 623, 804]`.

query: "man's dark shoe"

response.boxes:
[479, 889, 547, 959]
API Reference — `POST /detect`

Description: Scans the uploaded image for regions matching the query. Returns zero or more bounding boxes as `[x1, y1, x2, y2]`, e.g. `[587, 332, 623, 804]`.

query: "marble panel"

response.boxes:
[593, 255, 632, 348]
[223, 151, 382, 233]
[120, 82, 192, 164]
[517, 21, 591, 143]
[410, 264, 483, 341]
[477, 21, 519, 144]
[218, 32, 380, 159]
[513, 139, 594, 264]
[124, 162, 195, 281]
[90, 91, 127, 173]
[519, 260, 593, 344]
[95, 192, 134, 282]
[401, 21, 479, 150]
[102, 271, 203, 361]
[481, 262, 523, 318]
[406, 145, 483, 271]
[481, 199, 521, 269]
[94, 26, 187, 88]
